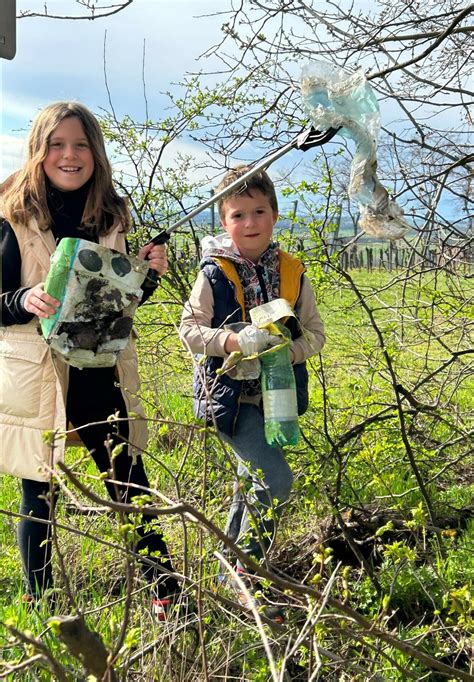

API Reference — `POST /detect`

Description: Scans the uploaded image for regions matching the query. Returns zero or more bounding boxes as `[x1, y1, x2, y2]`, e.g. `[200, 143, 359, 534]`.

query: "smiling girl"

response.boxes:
[0, 102, 179, 618]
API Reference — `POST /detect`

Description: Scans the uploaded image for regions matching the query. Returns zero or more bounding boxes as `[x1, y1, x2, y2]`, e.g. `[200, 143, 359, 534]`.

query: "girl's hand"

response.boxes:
[138, 243, 168, 276]
[23, 283, 60, 318]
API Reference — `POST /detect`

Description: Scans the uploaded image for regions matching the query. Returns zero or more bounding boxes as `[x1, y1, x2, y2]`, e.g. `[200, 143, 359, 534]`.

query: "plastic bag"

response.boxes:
[41, 238, 148, 368]
[300, 60, 410, 240]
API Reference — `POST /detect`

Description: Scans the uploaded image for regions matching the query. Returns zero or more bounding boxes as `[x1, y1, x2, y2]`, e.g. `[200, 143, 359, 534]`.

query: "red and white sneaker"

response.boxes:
[152, 596, 173, 621]
[151, 591, 194, 622]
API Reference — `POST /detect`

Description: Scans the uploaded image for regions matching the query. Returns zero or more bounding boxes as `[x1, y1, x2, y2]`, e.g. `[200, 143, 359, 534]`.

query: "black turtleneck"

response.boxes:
[46, 178, 103, 243]
[1, 183, 155, 327]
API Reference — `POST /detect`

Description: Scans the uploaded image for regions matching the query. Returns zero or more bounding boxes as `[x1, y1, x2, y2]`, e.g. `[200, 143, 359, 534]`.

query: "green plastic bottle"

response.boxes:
[40, 237, 79, 340]
[260, 342, 300, 447]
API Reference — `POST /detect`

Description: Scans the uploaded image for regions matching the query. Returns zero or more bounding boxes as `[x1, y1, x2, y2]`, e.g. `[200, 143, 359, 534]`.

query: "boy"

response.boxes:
[179, 166, 325, 619]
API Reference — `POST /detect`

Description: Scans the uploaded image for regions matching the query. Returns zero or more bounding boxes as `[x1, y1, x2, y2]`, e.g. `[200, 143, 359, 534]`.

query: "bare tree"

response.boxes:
[191, 0, 473, 236]
[2, 4, 472, 680]
[17, 0, 134, 21]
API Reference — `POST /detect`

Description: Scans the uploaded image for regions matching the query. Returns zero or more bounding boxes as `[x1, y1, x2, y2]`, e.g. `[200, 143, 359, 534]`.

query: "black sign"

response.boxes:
[0, 0, 16, 60]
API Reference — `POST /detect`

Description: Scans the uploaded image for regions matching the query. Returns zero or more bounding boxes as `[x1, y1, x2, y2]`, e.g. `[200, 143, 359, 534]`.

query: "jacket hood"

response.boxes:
[201, 232, 239, 259]
[200, 231, 279, 267]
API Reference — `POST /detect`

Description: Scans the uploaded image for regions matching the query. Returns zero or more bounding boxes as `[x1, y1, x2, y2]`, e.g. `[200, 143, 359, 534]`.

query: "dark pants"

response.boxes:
[18, 366, 177, 598]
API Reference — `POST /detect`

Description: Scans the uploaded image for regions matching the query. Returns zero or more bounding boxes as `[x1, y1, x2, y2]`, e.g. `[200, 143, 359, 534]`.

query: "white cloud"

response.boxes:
[1, 1, 228, 183]
[0, 90, 47, 124]
[0, 130, 224, 188]
[0, 133, 27, 179]
[3, 0, 225, 126]
[109, 134, 226, 190]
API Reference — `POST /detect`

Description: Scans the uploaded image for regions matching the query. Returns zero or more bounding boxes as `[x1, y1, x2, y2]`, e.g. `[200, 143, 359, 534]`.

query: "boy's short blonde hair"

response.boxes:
[216, 165, 278, 219]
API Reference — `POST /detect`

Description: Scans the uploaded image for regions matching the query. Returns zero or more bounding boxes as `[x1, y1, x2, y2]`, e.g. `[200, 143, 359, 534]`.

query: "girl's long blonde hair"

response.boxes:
[1, 101, 131, 235]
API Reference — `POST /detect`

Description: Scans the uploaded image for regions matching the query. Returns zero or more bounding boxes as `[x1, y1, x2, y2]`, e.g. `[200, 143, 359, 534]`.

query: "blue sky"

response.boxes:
[1, 1, 316, 219]
[0, 0, 227, 180]
[1, 0, 320, 220]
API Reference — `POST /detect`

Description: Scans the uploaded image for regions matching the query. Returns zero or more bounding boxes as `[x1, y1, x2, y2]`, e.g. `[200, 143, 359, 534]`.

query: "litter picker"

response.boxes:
[147, 57, 413, 245]
[148, 125, 339, 246]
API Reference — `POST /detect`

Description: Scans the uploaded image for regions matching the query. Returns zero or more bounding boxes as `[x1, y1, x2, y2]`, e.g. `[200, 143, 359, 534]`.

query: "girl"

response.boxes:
[0, 101, 178, 618]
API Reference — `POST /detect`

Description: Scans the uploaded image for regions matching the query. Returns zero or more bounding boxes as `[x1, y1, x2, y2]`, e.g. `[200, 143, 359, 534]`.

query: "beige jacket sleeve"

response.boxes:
[179, 270, 325, 362]
[179, 271, 233, 357]
[291, 274, 326, 364]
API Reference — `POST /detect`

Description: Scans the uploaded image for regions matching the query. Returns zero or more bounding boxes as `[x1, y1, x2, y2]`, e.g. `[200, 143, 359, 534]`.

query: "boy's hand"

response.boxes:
[237, 324, 280, 356]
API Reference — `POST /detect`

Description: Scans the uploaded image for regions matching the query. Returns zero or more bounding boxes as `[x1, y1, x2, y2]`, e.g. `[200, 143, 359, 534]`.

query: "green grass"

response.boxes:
[1, 266, 472, 680]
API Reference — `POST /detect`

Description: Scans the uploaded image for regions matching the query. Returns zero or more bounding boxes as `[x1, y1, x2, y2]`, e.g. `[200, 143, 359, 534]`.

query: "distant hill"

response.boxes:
[167, 205, 470, 241]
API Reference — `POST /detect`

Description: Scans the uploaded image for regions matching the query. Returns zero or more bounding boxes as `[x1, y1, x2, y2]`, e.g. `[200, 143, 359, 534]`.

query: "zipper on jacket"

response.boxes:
[255, 265, 269, 303]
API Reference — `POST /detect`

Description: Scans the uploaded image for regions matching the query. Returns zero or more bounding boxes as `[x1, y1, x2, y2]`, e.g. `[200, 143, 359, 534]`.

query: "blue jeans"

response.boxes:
[218, 403, 294, 568]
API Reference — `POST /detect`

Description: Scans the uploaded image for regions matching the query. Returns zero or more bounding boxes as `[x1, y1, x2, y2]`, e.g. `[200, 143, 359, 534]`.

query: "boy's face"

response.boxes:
[220, 190, 278, 262]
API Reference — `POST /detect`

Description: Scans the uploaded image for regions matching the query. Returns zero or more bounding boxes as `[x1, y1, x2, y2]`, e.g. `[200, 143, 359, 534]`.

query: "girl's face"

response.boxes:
[43, 116, 94, 192]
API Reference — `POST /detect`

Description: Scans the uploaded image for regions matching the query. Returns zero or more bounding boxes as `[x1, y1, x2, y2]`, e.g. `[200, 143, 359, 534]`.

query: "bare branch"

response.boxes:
[18, 0, 133, 20]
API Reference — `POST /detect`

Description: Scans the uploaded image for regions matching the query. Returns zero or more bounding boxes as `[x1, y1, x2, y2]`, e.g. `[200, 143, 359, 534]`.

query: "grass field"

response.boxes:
[0, 267, 472, 680]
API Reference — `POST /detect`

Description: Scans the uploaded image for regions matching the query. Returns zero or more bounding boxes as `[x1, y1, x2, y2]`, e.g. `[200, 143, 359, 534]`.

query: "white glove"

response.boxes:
[237, 325, 281, 356]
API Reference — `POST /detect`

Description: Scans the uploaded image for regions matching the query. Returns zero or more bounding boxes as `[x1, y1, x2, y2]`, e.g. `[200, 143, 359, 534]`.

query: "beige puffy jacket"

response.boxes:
[0, 219, 148, 482]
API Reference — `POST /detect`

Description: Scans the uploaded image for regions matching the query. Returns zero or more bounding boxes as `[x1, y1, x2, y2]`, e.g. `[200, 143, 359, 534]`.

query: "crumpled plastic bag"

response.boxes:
[300, 60, 411, 240]
[221, 356, 261, 380]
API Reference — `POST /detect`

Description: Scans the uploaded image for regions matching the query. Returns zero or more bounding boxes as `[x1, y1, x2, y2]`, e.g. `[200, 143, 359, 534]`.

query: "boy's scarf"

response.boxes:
[235, 245, 280, 315]
[204, 242, 281, 315]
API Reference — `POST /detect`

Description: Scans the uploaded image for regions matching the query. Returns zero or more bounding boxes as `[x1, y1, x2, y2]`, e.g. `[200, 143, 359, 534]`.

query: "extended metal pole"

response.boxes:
[150, 126, 339, 245]
[157, 138, 296, 239]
